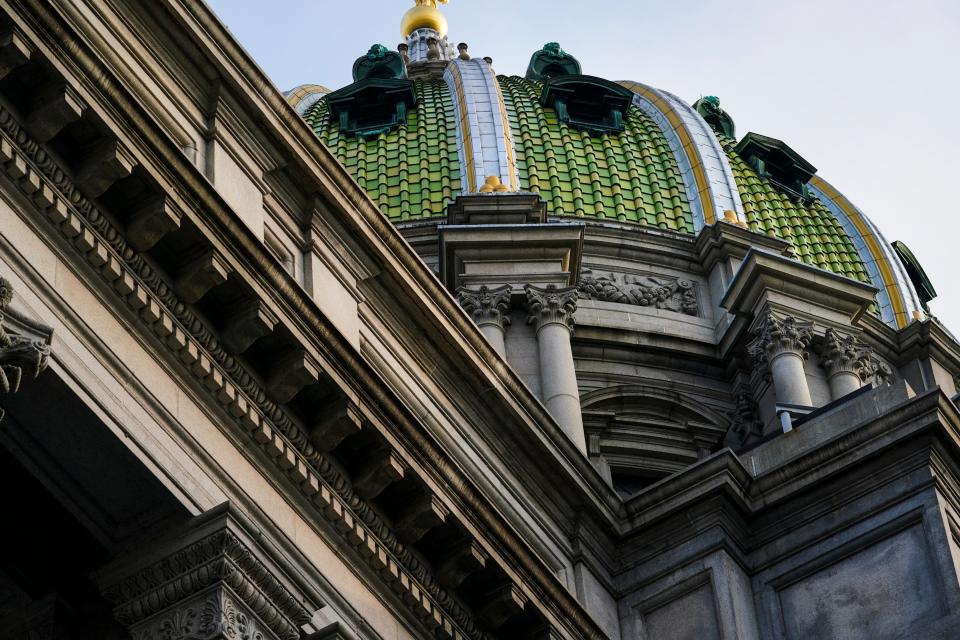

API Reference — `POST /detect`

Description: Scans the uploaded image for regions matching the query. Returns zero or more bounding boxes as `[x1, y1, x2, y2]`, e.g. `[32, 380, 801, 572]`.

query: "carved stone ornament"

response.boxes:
[577, 269, 698, 316]
[131, 589, 268, 640]
[456, 284, 512, 329]
[728, 391, 762, 443]
[0, 97, 484, 639]
[747, 312, 813, 369]
[525, 284, 577, 332]
[819, 328, 873, 380]
[101, 525, 309, 640]
[0, 277, 52, 421]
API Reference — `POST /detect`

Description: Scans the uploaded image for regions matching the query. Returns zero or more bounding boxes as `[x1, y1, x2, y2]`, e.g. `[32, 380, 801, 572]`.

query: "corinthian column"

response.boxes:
[525, 284, 586, 454]
[456, 285, 512, 356]
[820, 328, 871, 400]
[748, 312, 814, 407]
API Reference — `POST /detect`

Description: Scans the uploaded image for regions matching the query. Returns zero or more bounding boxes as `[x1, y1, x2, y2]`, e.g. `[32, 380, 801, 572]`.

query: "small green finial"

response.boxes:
[695, 95, 735, 138]
[352, 44, 407, 81]
[366, 44, 389, 60]
[526, 42, 581, 81]
[543, 42, 566, 58]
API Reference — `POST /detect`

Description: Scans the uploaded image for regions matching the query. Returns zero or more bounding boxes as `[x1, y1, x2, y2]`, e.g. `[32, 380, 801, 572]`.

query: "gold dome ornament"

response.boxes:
[401, 0, 449, 39]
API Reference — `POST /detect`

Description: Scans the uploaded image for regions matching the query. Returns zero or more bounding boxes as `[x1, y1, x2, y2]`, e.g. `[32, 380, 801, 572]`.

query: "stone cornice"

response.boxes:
[896, 317, 960, 375]
[0, 93, 486, 639]
[721, 248, 878, 328]
[694, 220, 792, 274]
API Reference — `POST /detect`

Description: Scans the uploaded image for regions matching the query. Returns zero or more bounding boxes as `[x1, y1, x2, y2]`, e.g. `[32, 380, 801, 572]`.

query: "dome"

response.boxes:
[284, 83, 332, 116]
[300, 27, 928, 331]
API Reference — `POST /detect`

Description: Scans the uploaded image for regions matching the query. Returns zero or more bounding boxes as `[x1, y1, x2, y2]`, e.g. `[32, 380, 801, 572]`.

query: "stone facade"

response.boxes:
[0, 2, 958, 640]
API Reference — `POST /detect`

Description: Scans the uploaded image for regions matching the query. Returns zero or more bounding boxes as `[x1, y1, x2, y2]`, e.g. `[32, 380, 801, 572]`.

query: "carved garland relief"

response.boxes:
[577, 269, 699, 316]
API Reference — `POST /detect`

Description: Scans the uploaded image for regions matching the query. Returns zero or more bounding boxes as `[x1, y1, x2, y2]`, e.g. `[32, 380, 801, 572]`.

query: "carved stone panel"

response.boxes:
[577, 269, 698, 316]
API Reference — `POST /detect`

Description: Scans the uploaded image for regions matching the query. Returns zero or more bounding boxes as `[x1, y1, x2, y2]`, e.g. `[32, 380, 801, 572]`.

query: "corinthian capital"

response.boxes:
[525, 284, 577, 332]
[747, 311, 813, 367]
[456, 285, 512, 330]
[820, 327, 873, 380]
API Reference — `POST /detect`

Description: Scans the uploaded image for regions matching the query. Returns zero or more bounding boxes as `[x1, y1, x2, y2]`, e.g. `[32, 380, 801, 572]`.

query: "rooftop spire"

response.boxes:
[401, 0, 450, 38]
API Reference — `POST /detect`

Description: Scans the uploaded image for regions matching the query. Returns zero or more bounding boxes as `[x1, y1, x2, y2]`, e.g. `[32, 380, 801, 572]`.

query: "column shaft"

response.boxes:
[770, 351, 813, 407]
[536, 321, 586, 453]
[478, 322, 506, 356]
[828, 370, 862, 399]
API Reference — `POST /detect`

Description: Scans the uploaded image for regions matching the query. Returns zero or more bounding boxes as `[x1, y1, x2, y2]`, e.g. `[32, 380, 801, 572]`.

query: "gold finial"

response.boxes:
[479, 176, 508, 193]
[401, 0, 450, 39]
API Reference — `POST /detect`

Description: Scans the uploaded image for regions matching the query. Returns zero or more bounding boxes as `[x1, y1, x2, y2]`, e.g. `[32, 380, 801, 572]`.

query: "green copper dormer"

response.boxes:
[892, 241, 937, 312]
[540, 75, 633, 136]
[325, 45, 416, 138]
[525, 44, 631, 136]
[734, 132, 817, 202]
[525, 42, 581, 81]
[693, 96, 735, 138]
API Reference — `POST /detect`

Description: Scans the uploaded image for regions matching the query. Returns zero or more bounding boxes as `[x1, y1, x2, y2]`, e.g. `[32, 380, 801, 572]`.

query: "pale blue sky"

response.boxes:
[207, 0, 959, 332]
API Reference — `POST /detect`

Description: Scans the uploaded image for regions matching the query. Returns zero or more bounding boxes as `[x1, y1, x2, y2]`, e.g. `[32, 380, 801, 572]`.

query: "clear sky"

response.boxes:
[207, 0, 959, 333]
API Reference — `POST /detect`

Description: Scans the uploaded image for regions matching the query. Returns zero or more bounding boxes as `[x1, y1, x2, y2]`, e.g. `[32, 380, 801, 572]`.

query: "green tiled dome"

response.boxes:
[304, 78, 461, 221]
[717, 133, 870, 283]
[304, 75, 693, 232]
[500, 76, 694, 232]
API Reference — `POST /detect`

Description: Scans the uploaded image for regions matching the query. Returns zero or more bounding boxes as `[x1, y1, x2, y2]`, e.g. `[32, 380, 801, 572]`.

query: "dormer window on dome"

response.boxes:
[526, 43, 632, 136]
[324, 45, 416, 138]
[734, 132, 817, 202]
